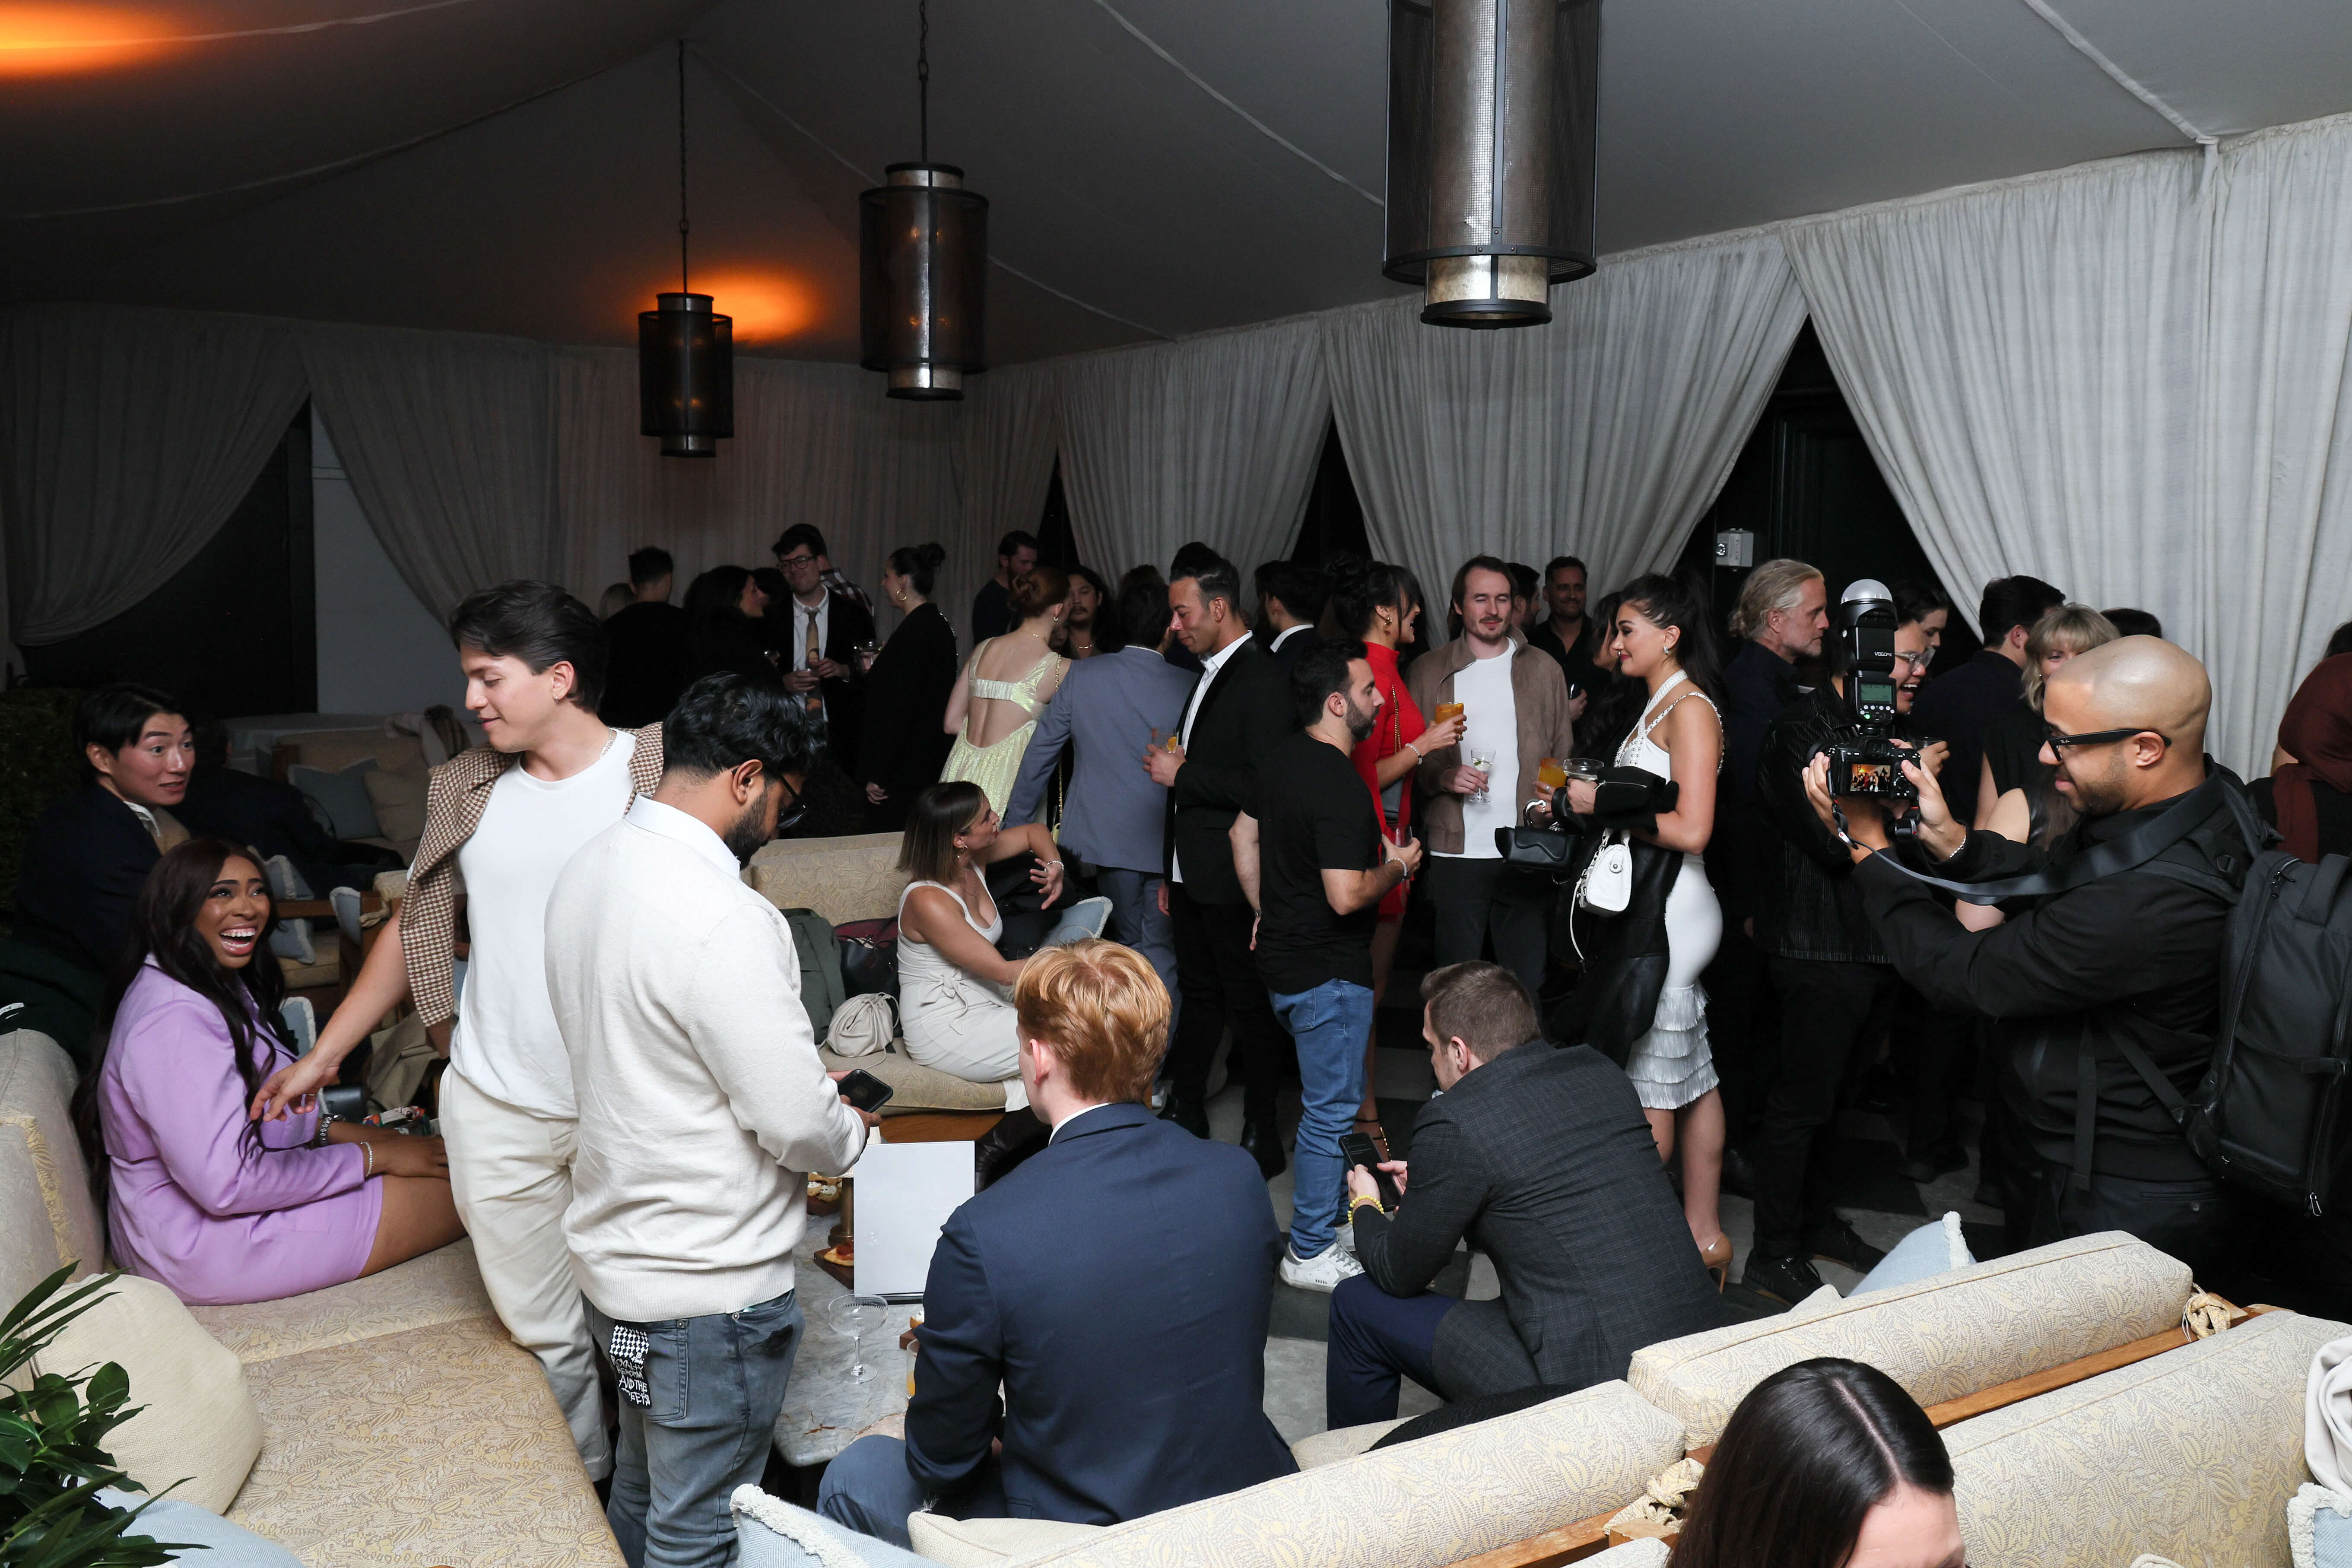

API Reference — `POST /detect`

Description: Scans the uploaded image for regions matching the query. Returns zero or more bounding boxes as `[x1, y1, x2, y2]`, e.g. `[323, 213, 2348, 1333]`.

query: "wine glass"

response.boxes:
[828, 1294, 889, 1383]
[1467, 750, 1495, 806]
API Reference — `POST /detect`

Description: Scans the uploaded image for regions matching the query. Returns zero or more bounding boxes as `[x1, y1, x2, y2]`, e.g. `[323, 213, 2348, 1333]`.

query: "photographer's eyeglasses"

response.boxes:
[776, 775, 809, 832]
[2042, 724, 2169, 752]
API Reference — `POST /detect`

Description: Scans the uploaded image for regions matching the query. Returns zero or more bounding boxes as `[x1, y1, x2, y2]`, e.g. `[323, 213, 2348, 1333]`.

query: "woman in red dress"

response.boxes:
[1330, 556, 1463, 1155]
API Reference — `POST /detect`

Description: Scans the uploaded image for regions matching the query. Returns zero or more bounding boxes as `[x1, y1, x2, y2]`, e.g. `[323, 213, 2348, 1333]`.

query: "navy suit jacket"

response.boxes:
[1004, 647, 1194, 873]
[13, 785, 159, 976]
[905, 1102, 1297, 1524]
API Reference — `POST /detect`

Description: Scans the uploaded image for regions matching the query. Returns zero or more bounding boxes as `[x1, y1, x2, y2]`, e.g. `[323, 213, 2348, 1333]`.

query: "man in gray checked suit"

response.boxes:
[1006, 579, 1196, 1005]
[1329, 962, 1727, 1428]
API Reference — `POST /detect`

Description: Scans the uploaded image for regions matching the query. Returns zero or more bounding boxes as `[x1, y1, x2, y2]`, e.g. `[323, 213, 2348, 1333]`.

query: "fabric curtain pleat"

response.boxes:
[302, 324, 560, 621]
[949, 365, 1061, 637]
[0, 304, 308, 647]
[1324, 235, 1807, 615]
[1056, 317, 1329, 590]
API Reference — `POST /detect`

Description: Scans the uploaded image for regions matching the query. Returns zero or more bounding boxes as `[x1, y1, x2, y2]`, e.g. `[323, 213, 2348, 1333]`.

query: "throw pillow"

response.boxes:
[730, 1484, 940, 1568]
[906, 1512, 1104, 1566]
[32, 1275, 261, 1513]
[94, 1488, 304, 1566]
[1851, 1213, 1974, 1295]
[286, 761, 380, 842]
[361, 760, 429, 849]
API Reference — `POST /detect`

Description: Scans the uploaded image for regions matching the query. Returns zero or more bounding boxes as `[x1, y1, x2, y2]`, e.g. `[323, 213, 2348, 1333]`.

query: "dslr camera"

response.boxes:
[1814, 579, 1925, 819]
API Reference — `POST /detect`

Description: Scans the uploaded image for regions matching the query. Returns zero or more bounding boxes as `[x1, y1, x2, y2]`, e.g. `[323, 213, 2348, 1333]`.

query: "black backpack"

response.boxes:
[1886, 773, 2352, 1214]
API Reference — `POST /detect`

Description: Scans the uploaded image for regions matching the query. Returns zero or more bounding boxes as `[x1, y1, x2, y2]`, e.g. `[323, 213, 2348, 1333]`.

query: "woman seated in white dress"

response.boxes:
[894, 781, 1073, 1111]
[940, 566, 1072, 814]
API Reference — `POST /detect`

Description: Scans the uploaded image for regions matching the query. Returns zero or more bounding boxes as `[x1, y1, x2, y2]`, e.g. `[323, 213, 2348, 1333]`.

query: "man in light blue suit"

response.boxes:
[1006, 579, 1194, 1006]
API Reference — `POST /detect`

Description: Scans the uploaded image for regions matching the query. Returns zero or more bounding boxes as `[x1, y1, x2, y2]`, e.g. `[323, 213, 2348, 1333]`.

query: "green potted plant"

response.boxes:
[1, 1264, 193, 1566]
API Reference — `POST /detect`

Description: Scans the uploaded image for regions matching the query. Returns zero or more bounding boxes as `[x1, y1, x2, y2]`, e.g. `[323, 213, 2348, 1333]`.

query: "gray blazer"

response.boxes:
[1006, 646, 1195, 875]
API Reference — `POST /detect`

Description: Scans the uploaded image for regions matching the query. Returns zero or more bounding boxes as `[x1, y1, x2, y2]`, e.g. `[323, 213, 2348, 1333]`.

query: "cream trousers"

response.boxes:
[441, 1065, 611, 1479]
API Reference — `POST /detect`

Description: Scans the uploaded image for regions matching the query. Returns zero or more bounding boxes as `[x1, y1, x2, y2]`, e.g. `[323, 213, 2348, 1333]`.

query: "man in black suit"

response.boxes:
[13, 684, 193, 977]
[770, 524, 876, 764]
[1255, 559, 1327, 675]
[1330, 962, 1726, 1428]
[600, 546, 689, 727]
[1910, 574, 2065, 828]
[1147, 555, 1298, 1172]
[819, 942, 1297, 1547]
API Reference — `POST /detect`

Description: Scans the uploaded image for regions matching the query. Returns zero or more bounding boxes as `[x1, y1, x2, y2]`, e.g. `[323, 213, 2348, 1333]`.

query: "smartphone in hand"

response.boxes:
[838, 1069, 897, 1113]
[1339, 1130, 1401, 1210]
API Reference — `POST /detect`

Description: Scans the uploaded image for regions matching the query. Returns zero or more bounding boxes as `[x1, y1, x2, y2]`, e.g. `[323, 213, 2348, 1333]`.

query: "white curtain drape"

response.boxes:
[1324, 235, 1808, 612]
[1056, 317, 1328, 588]
[551, 349, 961, 635]
[302, 324, 559, 620]
[1784, 152, 2208, 652]
[947, 364, 1060, 636]
[2198, 117, 2352, 773]
[0, 304, 308, 647]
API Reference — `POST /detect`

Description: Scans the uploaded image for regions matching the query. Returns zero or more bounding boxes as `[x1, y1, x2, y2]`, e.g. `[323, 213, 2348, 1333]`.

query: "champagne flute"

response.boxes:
[828, 1294, 889, 1383]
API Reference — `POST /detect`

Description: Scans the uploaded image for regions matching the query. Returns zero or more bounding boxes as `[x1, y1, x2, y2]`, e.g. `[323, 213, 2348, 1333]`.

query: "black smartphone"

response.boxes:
[838, 1069, 896, 1113]
[1339, 1131, 1401, 1210]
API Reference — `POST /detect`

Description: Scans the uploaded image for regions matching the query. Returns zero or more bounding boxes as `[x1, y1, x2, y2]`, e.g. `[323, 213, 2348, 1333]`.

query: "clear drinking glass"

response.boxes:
[1467, 751, 1495, 806]
[829, 1294, 889, 1383]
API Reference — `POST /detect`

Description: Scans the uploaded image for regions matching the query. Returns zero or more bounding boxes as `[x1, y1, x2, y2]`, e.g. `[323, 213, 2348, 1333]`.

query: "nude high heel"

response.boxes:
[1698, 1234, 1733, 1293]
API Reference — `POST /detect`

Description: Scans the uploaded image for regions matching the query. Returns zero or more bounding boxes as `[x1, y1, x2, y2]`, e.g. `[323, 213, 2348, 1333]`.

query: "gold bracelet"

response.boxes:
[1348, 1194, 1384, 1221]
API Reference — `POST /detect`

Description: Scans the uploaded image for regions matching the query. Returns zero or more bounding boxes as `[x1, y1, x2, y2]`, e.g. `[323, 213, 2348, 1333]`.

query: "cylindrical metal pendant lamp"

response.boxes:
[638, 292, 734, 457]
[1384, 0, 1601, 327]
[860, 162, 989, 400]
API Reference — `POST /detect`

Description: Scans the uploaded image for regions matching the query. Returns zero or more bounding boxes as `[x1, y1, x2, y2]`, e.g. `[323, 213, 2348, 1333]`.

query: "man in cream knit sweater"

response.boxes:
[546, 673, 876, 1568]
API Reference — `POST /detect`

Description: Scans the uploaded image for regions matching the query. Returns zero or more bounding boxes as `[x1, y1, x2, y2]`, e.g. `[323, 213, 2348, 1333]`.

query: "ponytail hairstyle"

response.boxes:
[1616, 571, 1725, 706]
[888, 543, 948, 600]
[1008, 563, 1071, 631]
[71, 840, 290, 1215]
[1327, 552, 1415, 642]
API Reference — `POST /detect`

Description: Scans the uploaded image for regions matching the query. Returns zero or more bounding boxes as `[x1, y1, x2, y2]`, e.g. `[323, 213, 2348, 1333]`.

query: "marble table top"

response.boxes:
[773, 1227, 919, 1468]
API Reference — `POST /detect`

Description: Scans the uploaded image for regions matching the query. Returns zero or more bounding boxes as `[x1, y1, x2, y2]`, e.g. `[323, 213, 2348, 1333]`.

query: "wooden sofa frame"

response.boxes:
[1444, 1301, 2260, 1568]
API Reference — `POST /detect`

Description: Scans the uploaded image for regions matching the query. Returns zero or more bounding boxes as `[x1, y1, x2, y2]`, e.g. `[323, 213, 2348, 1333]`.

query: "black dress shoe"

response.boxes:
[1158, 1095, 1209, 1139]
[1719, 1146, 1760, 1200]
[1740, 1251, 1824, 1307]
[1238, 1120, 1288, 1181]
[1806, 1217, 1888, 1273]
[1900, 1143, 1968, 1184]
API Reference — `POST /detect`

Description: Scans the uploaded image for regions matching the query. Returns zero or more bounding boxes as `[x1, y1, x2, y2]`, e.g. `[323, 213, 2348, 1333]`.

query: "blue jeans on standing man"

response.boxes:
[586, 1290, 804, 1568]
[1269, 978, 1376, 1259]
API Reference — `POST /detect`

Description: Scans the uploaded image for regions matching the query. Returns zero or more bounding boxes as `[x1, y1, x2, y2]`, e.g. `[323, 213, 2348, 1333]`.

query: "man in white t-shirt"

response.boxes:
[254, 581, 668, 1481]
[1403, 557, 1575, 999]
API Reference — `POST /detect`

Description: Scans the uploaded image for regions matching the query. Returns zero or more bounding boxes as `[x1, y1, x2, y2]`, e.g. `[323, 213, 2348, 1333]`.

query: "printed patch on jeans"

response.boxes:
[607, 1322, 652, 1408]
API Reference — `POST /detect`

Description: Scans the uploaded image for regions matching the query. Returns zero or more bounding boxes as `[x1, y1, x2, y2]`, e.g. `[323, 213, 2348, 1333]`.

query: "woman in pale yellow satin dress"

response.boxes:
[940, 565, 1072, 813]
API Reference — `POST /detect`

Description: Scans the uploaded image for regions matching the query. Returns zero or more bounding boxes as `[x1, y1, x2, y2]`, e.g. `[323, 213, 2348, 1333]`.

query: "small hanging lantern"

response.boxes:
[860, 0, 987, 399]
[641, 40, 733, 455]
[1383, 0, 1601, 327]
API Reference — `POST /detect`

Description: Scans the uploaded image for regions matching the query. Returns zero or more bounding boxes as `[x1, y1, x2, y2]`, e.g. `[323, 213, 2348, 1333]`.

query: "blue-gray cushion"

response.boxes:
[94, 1489, 304, 1566]
[732, 1484, 940, 1568]
[286, 760, 380, 841]
[1851, 1213, 1975, 1295]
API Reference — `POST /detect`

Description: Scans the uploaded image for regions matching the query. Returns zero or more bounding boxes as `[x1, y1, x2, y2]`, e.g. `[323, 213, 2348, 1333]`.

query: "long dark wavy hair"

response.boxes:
[70, 839, 290, 1213]
[1670, 1358, 1954, 1568]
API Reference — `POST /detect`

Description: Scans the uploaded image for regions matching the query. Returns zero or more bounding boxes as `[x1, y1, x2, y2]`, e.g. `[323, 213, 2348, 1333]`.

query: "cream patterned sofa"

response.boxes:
[0, 1023, 619, 1568]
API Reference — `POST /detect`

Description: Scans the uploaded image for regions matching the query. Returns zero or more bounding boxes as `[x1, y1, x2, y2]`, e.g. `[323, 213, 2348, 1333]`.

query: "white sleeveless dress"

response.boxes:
[1615, 673, 1724, 1112]
[895, 880, 1029, 1111]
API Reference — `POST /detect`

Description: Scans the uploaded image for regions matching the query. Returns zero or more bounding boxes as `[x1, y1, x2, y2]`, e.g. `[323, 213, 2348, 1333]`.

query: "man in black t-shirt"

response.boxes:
[1231, 640, 1422, 1293]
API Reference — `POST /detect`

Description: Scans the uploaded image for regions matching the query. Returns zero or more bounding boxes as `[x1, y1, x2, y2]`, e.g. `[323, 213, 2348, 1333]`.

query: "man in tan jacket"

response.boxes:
[1405, 556, 1575, 998]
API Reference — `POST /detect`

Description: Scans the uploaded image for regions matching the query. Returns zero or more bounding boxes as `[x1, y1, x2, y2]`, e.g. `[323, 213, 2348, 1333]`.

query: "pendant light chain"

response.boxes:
[917, 0, 930, 165]
[676, 37, 691, 293]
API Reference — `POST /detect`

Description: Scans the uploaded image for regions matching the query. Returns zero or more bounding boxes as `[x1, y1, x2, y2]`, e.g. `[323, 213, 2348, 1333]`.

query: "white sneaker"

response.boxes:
[1280, 1243, 1365, 1293]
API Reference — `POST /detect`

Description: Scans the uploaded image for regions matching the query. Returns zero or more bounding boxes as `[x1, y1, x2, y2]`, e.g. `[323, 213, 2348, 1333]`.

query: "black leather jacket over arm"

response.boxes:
[1755, 685, 1912, 965]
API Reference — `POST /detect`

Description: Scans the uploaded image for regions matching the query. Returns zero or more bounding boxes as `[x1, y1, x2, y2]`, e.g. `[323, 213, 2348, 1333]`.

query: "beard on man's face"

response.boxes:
[1344, 694, 1378, 742]
[722, 795, 774, 863]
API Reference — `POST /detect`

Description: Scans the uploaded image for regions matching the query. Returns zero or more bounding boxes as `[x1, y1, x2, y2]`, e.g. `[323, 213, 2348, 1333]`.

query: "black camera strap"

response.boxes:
[1866, 770, 2242, 906]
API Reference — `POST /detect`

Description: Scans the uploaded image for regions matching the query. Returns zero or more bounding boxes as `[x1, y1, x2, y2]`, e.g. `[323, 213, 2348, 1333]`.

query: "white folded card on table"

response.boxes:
[852, 1140, 975, 1301]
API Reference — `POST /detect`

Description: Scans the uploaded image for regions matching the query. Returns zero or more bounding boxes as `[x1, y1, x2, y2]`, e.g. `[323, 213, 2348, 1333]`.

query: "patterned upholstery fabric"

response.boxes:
[190, 1238, 494, 1363]
[819, 1047, 1007, 1112]
[1585, 1543, 1670, 1568]
[746, 833, 911, 926]
[0, 1028, 105, 1302]
[1291, 1419, 1408, 1470]
[909, 1513, 1105, 1565]
[1014, 1381, 1683, 1568]
[1947, 1310, 2352, 1567]
[1628, 1232, 2193, 1447]
[228, 1314, 622, 1567]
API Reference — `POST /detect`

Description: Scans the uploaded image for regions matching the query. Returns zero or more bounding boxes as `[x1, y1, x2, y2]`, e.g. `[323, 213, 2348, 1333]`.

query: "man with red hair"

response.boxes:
[819, 940, 1298, 1547]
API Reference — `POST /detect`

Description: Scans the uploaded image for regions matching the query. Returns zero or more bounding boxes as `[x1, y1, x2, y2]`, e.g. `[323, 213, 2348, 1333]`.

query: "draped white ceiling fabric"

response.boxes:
[1323, 235, 1809, 610]
[303, 323, 560, 620]
[0, 304, 308, 648]
[1055, 317, 1330, 590]
[947, 365, 1062, 637]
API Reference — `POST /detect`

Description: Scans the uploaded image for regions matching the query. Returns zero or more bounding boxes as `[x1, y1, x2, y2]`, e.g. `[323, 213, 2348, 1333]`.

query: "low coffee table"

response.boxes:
[772, 1226, 918, 1468]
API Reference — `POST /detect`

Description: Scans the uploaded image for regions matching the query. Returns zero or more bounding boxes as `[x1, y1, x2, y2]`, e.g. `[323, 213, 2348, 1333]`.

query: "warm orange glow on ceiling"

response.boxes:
[0, 6, 181, 76]
[654, 272, 819, 344]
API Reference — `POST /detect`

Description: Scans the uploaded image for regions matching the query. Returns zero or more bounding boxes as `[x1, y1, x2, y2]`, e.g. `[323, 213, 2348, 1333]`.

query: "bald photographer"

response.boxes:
[1802, 636, 2255, 1290]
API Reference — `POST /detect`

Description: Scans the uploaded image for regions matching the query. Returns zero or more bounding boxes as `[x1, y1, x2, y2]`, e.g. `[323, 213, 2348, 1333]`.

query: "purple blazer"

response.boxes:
[99, 962, 381, 1305]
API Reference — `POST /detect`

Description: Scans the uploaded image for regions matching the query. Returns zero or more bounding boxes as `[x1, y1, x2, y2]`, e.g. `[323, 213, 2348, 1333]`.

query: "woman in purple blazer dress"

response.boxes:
[76, 840, 463, 1306]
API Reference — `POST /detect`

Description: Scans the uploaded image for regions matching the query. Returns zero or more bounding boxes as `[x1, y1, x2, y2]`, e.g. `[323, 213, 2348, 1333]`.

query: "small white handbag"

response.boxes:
[1576, 830, 1634, 915]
